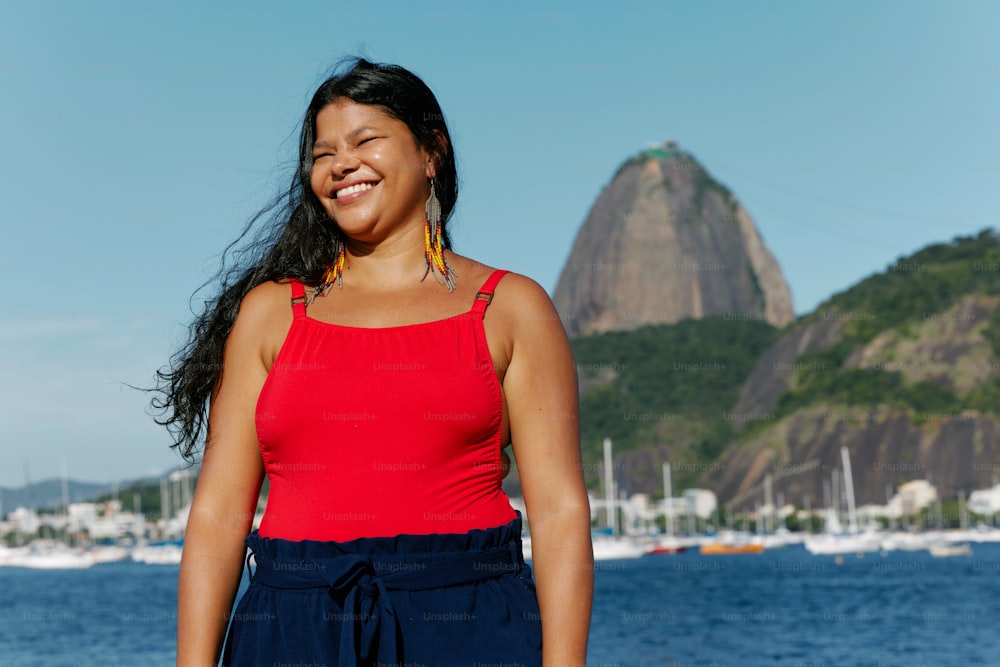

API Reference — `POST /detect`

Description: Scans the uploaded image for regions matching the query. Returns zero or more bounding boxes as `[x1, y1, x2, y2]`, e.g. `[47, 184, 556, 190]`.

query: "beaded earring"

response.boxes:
[422, 180, 456, 292]
[309, 240, 346, 303]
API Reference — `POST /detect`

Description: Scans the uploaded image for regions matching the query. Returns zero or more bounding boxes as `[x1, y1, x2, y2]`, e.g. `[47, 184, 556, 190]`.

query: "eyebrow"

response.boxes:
[313, 125, 378, 150]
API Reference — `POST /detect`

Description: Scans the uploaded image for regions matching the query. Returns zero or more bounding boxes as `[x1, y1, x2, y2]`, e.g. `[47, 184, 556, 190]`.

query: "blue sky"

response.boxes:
[1, 1, 997, 487]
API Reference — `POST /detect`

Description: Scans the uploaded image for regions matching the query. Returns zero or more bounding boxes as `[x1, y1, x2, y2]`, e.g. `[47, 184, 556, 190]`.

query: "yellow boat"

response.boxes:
[699, 543, 764, 555]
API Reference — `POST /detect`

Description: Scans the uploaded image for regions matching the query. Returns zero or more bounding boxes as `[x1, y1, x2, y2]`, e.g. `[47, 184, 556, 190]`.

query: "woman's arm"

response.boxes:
[176, 283, 285, 666]
[499, 275, 593, 667]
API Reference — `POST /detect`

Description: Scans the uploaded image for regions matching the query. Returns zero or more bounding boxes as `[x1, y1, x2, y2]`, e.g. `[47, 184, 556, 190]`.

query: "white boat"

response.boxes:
[522, 534, 644, 561]
[762, 527, 806, 550]
[585, 439, 645, 561]
[3, 542, 95, 569]
[805, 530, 882, 555]
[879, 531, 940, 553]
[805, 448, 882, 556]
[949, 525, 1000, 543]
[591, 535, 645, 560]
[0, 545, 16, 567]
[131, 543, 183, 565]
[929, 542, 972, 558]
[90, 545, 132, 564]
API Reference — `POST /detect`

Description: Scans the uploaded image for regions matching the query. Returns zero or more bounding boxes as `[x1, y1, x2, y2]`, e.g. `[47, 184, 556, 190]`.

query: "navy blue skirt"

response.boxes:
[221, 515, 542, 666]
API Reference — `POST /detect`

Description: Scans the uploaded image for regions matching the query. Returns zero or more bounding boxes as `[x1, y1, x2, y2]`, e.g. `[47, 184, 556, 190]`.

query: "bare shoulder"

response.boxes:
[231, 280, 294, 367]
[492, 272, 564, 332]
[239, 280, 291, 318]
[447, 252, 558, 323]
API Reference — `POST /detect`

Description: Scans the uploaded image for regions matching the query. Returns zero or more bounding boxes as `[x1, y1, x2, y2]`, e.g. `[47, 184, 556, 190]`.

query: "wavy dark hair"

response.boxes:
[152, 58, 458, 461]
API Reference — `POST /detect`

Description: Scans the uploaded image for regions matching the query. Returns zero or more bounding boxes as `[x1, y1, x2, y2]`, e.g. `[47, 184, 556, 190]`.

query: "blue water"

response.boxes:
[2, 544, 1000, 666]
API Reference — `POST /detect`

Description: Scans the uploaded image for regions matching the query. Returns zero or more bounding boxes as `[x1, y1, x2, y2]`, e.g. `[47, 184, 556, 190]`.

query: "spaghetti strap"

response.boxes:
[289, 279, 307, 319]
[471, 270, 509, 319]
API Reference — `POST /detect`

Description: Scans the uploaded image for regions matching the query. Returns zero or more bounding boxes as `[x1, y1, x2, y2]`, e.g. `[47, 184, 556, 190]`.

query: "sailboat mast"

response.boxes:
[841, 446, 859, 534]
[160, 475, 170, 525]
[764, 473, 773, 534]
[663, 462, 673, 537]
[603, 438, 616, 535]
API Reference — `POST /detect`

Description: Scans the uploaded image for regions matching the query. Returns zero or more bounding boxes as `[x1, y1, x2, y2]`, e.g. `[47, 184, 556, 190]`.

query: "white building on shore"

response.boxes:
[969, 483, 1000, 517]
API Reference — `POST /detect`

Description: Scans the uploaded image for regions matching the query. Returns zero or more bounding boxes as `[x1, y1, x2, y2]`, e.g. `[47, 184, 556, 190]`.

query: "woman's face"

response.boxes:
[309, 99, 436, 243]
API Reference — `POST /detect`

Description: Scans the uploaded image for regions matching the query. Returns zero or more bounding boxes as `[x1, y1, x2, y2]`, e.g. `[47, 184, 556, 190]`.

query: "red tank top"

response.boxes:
[255, 269, 517, 542]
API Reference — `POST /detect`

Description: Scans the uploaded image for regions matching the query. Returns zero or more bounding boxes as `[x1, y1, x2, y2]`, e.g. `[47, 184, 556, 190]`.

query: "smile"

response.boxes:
[333, 182, 376, 199]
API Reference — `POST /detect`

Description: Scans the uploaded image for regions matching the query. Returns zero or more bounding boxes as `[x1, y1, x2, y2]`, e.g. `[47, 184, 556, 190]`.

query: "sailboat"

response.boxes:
[590, 439, 644, 561]
[645, 462, 689, 555]
[804, 447, 881, 555]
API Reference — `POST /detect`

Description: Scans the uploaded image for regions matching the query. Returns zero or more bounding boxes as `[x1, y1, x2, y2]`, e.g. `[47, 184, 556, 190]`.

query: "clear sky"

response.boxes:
[1, 1, 997, 487]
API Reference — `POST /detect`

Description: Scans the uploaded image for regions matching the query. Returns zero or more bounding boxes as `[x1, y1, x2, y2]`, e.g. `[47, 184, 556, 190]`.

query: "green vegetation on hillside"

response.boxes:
[90, 479, 178, 519]
[572, 317, 779, 490]
[764, 229, 1000, 424]
[804, 229, 1000, 356]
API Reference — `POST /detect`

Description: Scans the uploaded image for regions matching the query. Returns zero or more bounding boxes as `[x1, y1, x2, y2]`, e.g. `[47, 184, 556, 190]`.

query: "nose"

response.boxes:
[330, 151, 361, 179]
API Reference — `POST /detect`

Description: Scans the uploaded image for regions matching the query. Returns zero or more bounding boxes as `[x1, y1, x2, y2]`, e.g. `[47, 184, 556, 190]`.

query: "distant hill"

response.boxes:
[1, 471, 186, 515]
[1, 478, 113, 512]
[563, 229, 1000, 511]
[553, 141, 793, 337]
[707, 229, 1000, 508]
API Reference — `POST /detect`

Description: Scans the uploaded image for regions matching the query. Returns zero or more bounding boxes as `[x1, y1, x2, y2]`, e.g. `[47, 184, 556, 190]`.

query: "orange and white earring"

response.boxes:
[310, 240, 346, 303]
[422, 180, 456, 292]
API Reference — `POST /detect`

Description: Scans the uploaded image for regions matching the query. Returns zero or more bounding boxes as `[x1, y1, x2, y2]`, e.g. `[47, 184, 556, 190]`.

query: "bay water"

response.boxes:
[2, 542, 999, 666]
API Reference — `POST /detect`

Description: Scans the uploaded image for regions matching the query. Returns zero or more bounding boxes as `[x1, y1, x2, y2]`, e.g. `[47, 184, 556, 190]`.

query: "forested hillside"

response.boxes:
[571, 317, 779, 492]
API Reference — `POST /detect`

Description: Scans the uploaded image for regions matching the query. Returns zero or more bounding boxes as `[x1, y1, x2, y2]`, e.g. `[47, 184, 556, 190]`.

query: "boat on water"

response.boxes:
[131, 542, 184, 565]
[591, 535, 646, 560]
[0, 542, 135, 569]
[90, 544, 132, 564]
[646, 462, 689, 556]
[645, 543, 688, 555]
[879, 530, 940, 552]
[699, 542, 764, 555]
[804, 447, 883, 556]
[804, 531, 882, 556]
[698, 529, 764, 555]
[948, 525, 1000, 543]
[760, 527, 805, 550]
[0, 542, 95, 569]
[929, 542, 972, 558]
[583, 439, 647, 561]
[525, 534, 646, 562]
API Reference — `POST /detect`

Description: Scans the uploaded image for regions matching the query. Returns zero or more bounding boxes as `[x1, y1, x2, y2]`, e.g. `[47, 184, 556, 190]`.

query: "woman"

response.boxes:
[154, 58, 592, 666]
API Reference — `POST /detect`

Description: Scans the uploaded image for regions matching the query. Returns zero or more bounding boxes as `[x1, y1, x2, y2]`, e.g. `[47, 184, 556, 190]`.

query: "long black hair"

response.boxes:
[152, 58, 458, 461]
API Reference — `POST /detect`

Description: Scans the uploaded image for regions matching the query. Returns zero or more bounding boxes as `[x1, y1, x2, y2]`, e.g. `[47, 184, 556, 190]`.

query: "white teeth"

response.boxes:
[335, 182, 374, 198]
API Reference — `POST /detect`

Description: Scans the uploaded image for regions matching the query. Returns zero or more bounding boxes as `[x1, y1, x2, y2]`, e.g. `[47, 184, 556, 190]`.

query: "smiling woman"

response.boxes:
[151, 58, 592, 667]
[308, 98, 453, 292]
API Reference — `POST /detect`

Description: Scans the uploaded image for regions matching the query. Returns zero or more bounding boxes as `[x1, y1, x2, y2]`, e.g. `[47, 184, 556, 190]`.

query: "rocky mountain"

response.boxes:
[553, 141, 794, 337]
[706, 230, 1000, 509]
